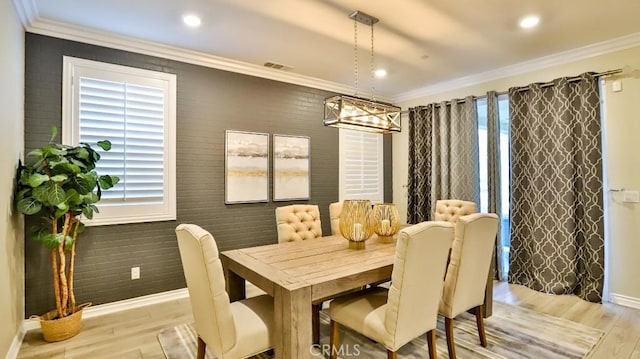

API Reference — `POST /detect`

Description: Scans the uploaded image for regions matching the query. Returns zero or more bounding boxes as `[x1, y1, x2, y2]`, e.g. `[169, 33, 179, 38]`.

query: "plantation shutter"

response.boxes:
[339, 129, 384, 203]
[78, 77, 165, 205]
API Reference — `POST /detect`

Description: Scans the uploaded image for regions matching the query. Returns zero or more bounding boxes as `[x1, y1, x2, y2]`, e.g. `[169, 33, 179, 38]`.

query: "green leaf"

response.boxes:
[27, 149, 43, 158]
[62, 234, 74, 250]
[16, 188, 30, 201]
[75, 222, 86, 234]
[71, 175, 93, 194]
[47, 184, 65, 205]
[49, 126, 58, 143]
[97, 140, 112, 151]
[42, 144, 66, 157]
[27, 173, 50, 188]
[98, 175, 113, 189]
[82, 192, 99, 204]
[64, 189, 81, 205]
[49, 174, 68, 183]
[82, 206, 94, 220]
[91, 150, 101, 162]
[75, 148, 90, 160]
[54, 207, 67, 219]
[54, 162, 81, 174]
[90, 204, 99, 214]
[17, 198, 42, 215]
[32, 185, 50, 203]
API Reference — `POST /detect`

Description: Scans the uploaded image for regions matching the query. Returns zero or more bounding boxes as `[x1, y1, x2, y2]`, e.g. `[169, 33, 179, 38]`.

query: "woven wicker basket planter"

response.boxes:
[38, 303, 90, 342]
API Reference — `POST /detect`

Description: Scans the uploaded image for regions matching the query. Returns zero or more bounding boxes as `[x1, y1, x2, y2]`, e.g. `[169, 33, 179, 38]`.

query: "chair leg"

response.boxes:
[445, 317, 456, 359]
[312, 303, 321, 345]
[330, 319, 339, 359]
[387, 349, 398, 359]
[197, 336, 206, 359]
[426, 329, 437, 359]
[475, 305, 488, 347]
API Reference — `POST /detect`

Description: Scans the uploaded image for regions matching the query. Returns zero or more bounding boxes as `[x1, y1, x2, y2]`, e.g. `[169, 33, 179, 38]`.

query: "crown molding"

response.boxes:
[11, 0, 38, 27]
[25, 18, 401, 102]
[394, 32, 640, 103]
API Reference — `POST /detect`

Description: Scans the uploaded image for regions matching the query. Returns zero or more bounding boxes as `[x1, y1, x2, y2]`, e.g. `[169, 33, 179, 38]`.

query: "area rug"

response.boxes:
[158, 301, 603, 358]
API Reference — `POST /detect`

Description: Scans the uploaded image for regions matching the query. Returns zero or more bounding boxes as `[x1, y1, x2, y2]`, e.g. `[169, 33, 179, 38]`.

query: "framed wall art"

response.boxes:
[225, 130, 269, 204]
[273, 134, 310, 201]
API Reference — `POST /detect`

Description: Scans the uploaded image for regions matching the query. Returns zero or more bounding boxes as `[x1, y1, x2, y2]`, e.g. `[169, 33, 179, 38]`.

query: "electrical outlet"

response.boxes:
[623, 190, 640, 203]
[131, 266, 140, 280]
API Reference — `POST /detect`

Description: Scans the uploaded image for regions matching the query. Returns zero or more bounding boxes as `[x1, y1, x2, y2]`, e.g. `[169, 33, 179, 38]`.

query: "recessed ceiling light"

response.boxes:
[519, 15, 540, 29]
[374, 69, 387, 78]
[183, 14, 201, 28]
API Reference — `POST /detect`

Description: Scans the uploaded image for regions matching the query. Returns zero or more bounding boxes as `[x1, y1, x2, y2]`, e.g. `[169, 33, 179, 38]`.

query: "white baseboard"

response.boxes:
[22, 288, 189, 333]
[609, 293, 640, 310]
[4, 326, 25, 359]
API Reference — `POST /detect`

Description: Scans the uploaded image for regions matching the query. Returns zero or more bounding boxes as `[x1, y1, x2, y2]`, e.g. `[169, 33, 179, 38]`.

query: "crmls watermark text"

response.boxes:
[311, 344, 362, 357]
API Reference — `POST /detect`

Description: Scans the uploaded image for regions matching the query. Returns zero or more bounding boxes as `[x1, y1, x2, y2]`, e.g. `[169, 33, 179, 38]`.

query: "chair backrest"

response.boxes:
[275, 204, 322, 243]
[175, 224, 236, 355]
[434, 199, 477, 223]
[440, 213, 499, 317]
[329, 201, 343, 236]
[384, 221, 454, 349]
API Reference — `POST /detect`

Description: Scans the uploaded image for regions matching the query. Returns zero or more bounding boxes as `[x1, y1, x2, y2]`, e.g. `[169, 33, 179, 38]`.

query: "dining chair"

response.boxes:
[275, 204, 322, 242]
[329, 201, 343, 236]
[434, 199, 477, 223]
[274, 204, 324, 344]
[175, 224, 274, 359]
[439, 213, 499, 359]
[329, 221, 454, 359]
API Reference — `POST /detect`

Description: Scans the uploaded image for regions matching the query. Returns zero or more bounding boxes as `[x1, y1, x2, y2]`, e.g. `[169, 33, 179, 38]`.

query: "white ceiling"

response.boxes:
[27, 0, 640, 97]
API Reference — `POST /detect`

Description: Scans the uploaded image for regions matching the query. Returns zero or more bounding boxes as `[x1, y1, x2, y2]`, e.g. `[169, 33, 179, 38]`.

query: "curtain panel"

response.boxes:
[508, 73, 605, 302]
[407, 97, 479, 223]
[486, 91, 504, 281]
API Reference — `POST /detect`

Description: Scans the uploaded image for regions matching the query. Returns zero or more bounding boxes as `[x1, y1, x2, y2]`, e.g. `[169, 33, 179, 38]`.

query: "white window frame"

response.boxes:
[338, 128, 385, 203]
[62, 56, 177, 226]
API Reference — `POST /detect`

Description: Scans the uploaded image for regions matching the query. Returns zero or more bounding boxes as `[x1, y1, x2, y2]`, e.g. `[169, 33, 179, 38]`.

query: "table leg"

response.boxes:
[224, 267, 246, 302]
[274, 285, 312, 359]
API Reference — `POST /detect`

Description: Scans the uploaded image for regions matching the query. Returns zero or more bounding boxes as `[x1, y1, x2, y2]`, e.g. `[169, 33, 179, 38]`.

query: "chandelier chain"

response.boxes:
[370, 22, 375, 101]
[353, 19, 358, 97]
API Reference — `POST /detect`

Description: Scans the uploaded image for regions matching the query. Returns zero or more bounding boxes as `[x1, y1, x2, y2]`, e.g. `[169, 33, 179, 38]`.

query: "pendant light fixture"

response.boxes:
[323, 11, 401, 134]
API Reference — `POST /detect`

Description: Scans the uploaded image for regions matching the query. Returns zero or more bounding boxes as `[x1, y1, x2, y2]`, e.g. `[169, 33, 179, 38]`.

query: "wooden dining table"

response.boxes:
[220, 234, 493, 359]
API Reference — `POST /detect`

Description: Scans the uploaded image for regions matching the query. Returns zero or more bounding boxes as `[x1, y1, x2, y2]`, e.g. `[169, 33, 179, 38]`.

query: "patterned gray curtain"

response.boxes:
[407, 97, 479, 223]
[508, 73, 604, 302]
[486, 91, 504, 281]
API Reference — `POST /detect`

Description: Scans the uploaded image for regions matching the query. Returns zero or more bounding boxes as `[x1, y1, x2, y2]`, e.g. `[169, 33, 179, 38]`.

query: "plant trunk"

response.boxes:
[67, 217, 79, 313]
[58, 213, 71, 316]
[51, 221, 63, 319]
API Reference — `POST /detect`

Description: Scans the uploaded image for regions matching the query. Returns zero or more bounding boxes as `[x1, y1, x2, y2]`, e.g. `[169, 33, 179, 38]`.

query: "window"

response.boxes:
[62, 57, 177, 226]
[338, 128, 384, 203]
[477, 94, 510, 278]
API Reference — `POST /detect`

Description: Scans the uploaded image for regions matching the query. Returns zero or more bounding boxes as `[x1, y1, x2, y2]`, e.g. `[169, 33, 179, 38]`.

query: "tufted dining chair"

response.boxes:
[275, 204, 322, 243]
[439, 213, 499, 359]
[329, 221, 454, 359]
[434, 199, 478, 223]
[274, 204, 324, 344]
[175, 224, 274, 359]
[329, 201, 343, 236]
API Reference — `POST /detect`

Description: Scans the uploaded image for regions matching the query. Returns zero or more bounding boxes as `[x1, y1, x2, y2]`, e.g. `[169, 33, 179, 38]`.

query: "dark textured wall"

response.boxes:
[23, 33, 392, 316]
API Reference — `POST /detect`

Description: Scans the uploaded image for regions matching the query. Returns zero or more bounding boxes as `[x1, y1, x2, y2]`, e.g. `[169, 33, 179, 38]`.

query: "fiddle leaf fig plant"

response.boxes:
[16, 126, 119, 319]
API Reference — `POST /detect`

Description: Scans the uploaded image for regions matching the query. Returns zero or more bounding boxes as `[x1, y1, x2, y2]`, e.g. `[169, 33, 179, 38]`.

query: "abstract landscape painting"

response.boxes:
[273, 134, 310, 201]
[225, 131, 269, 203]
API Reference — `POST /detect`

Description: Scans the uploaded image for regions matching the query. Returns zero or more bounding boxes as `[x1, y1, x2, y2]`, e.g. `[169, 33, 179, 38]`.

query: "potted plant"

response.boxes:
[15, 127, 119, 342]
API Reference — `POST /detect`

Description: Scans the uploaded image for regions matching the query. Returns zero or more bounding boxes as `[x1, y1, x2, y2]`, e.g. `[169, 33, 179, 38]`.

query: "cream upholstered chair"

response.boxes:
[329, 221, 454, 359]
[439, 213, 499, 359]
[274, 204, 323, 343]
[175, 224, 274, 359]
[329, 201, 343, 236]
[434, 199, 478, 223]
[275, 204, 322, 243]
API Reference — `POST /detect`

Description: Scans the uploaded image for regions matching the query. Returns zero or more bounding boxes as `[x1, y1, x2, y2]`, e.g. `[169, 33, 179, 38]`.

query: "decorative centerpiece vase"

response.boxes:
[339, 200, 374, 250]
[372, 203, 401, 243]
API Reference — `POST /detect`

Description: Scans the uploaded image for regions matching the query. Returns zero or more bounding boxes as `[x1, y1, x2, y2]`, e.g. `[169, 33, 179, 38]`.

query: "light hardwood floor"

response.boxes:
[17, 282, 640, 358]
